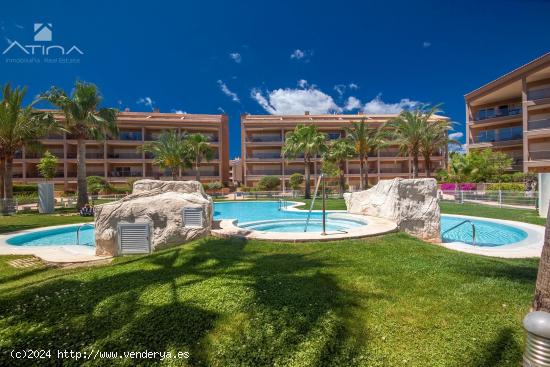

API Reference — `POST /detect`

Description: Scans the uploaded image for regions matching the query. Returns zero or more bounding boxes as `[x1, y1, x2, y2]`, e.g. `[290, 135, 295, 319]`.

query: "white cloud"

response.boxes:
[349, 83, 358, 90]
[251, 84, 342, 115]
[297, 79, 309, 88]
[344, 96, 362, 111]
[137, 97, 155, 111]
[422, 41, 431, 48]
[449, 132, 464, 140]
[229, 52, 242, 63]
[290, 49, 313, 62]
[334, 84, 347, 96]
[217, 80, 240, 102]
[362, 94, 420, 114]
[449, 144, 466, 154]
[217, 107, 225, 113]
[171, 109, 186, 114]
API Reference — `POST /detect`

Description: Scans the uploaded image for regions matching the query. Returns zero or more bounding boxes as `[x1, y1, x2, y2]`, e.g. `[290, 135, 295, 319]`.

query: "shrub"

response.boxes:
[87, 176, 111, 194]
[240, 186, 251, 192]
[37, 151, 58, 180]
[486, 182, 525, 191]
[289, 173, 304, 190]
[439, 183, 477, 191]
[13, 184, 38, 194]
[257, 176, 281, 191]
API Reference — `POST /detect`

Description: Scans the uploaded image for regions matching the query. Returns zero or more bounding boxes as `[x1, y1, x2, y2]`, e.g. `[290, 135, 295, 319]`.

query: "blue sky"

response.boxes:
[1, 0, 549, 158]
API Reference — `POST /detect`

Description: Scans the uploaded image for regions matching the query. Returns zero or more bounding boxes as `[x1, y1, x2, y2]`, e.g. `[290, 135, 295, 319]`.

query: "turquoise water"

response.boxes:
[6, 202, 529, 247]
[7, 225, 95, 247]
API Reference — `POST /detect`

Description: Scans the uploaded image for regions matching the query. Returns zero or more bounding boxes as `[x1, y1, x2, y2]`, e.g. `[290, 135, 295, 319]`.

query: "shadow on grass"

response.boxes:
[0, 237, 366, 366]
[461, 327, 521, 367]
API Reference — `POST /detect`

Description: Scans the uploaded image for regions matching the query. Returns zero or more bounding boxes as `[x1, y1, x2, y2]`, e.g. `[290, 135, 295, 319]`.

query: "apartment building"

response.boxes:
[241, 113, 448, 189]
[229, 157, 244, 185]
[13, 110, 229, 190]
[466, 51, 550, 173]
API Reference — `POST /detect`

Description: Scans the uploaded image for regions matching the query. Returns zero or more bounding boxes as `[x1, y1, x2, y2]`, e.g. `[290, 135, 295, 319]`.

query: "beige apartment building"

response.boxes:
[466, 51, 550, 173]
[13, 110, 230, 190]
[241, 113, 448, 189]
[229, 157, 244, 185]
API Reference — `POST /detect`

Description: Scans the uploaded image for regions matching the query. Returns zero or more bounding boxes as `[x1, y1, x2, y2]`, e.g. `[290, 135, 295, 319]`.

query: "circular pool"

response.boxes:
[6, 224, 95, 247]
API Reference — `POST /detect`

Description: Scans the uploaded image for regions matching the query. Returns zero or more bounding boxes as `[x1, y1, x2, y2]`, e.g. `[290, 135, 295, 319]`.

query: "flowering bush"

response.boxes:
[439, 183, 477, 191]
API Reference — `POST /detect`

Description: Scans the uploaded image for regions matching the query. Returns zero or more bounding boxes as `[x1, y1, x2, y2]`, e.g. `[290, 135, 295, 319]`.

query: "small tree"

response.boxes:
[289, 173, 304, 191]
[257, 176, 281, 191]
[37, 151, 58, 180]
[87, 176, 111, 195]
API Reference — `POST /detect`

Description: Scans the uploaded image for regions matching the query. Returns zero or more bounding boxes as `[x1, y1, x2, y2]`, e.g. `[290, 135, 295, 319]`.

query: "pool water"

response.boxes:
[7, 225, 95, 247]
[5, 202, 529, 247]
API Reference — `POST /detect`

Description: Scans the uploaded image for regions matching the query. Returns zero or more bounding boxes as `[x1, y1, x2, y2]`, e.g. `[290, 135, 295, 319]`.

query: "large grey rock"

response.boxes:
[344, 178, 440, 241]
[94, 180, 212, 256]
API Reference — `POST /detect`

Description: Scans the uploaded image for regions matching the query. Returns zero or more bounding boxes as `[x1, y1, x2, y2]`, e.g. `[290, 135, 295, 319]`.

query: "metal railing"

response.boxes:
[442, 220, 476, 246]
[76, 223, 95, 246]
[304, 174, 323, 232]
[440, 189, 538, 209]
[528, 118, 550, 131]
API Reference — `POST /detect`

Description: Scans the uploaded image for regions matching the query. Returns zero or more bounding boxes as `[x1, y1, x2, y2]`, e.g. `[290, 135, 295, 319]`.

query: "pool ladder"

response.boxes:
[442, 219, 476, 246]
[278, 198, 288, 210]
[76, 223, 95, 246]
[304, 174, 324, 232]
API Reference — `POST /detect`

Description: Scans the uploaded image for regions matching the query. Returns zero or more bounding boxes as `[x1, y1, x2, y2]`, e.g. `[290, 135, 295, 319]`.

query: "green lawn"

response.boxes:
[440, 202, 546, 226]
[0, 213, 93, 234]
[0, 235, 537, 366]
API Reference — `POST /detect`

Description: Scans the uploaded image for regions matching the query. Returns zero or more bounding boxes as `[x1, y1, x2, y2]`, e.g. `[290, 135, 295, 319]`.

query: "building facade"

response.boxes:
[229, 157, 243, 186]
[13, 111, 229, 190]
[465, 52, 550, 173]
[241, 113, 448, 189]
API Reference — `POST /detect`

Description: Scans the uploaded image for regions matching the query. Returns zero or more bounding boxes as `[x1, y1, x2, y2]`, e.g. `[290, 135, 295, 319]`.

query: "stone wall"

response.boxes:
[94, 180, 213, 256]
[344, 178, 440, 241]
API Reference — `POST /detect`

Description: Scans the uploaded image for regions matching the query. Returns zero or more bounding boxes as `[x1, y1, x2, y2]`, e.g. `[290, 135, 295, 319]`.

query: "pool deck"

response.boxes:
[0, 223, 112, 265]
[440, 214, 545, 258]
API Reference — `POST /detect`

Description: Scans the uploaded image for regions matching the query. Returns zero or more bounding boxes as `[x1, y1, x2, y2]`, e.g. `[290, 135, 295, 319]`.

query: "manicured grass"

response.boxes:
[440, 202, 546, 226]
[291, 198, 347, 210]
[0, 235, 537, 366]
[0, 213, 93, 234]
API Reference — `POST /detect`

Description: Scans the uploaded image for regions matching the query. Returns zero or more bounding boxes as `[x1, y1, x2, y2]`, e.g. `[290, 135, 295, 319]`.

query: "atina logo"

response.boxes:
[2, 23, 84, 56]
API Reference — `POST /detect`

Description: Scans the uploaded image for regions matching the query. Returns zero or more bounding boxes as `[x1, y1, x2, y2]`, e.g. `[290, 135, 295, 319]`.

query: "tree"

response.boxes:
[184, 133, 214, 182]
[289, 173, 304, 191]
[282, 124, 327, 199]
[388, 104, 442, 178]
[467, 149, 514, 182]
[345, 120, 385, 190]
[37, 151, 58, 180]
[41, 81, 118, 209]
[419, 119, 459, 177]
[258, 176, 281, 191]
[533, 208, 550, 311]
[0, 83, 57, 202]
[87, 176, 111, 194]
[324, 139, 355, 197]
[140, 130, 189, 180]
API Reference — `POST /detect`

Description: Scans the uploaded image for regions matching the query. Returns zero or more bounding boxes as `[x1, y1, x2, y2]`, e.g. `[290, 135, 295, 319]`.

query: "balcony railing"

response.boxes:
[528, 87, 550, 101]
[326, 133, 341, 140]
[246, 135, 282, 143]
[473, 126, 523, 143]
[380, 167, 407, 173]
[108, 152, 142, 159]
[249, 170, 282, 176]
[528, 118, 550, 131]
[250, 152, 281, 159]
[86, 152, 104, 159]
[117, 132, 142, 141]
[474, 106, 522, 121]
[109, 171, 143, 178]
[379, 151, 401, 157]
[67, 171, 105, 177]
[530, 150, 550, 161]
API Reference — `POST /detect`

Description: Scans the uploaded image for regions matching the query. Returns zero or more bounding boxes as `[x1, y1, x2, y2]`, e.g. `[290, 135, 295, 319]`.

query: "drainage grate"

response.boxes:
[183, 207, 203, 227]
[117, 223, 151, 254]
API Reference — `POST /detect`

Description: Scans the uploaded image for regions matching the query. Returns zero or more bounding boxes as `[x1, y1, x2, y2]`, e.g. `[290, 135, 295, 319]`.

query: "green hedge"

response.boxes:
[13, 184, 38, 194]
[486, 182, 525, 191]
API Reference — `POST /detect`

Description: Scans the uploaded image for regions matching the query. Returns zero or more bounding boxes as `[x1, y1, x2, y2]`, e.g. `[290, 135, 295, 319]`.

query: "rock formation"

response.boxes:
[344, 178, 440, 241]
[94, 180, 212, 256]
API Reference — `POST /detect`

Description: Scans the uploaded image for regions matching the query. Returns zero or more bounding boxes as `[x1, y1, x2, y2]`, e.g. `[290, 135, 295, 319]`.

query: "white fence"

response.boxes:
[439, 190, 538, 209]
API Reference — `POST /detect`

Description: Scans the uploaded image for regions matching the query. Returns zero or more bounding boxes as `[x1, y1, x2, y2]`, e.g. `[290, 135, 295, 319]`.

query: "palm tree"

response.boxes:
[388, 104, 442, 178]
[0, 83, 57, 202]
[184, 133, 214, 182]
[345, 120, 385, 190]
[41, 81, 118, 209]
[324, 139, 355, 197]
[419, 119, 458, 177]
[282, 124, 327, 199]
[140, 130, 189, 180]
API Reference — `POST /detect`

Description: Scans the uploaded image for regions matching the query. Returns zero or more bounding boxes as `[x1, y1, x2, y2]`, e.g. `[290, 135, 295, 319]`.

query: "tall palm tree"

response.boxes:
[388, 104, 442, 178]
[345, 120, 385, 190]
[0, 83, 57, 202]
[282, 124, 327, 199]
[419, 119, 458, 177]
[184, 133, 214, 182]
[140, 130, 189, 180]
[41, 81, 118, 209]
[324, 139, 355, 197]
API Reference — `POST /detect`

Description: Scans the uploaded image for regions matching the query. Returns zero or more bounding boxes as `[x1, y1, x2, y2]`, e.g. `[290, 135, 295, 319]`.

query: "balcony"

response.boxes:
[528, 118, 550, 131]
[473, 126, 523, 144]
[379, 150, 401, 157]
[86, 152, 104, 159]
[246, 135, 282, 143]
[248, 170, 282, 176]
[108, 152, 142, 159]
[380, 167, 407, 174]
[117, 131, 142, 141]
[108, 171, 143, 178]
[249, 152, 281, 159]
[528, 87, 550, 101]
[474, 105, 522, 122]
[326, 132, 341, 140]
[529, 150, 550, 161]
[348, 168, 377, 174]
[67, 171, 105, 177]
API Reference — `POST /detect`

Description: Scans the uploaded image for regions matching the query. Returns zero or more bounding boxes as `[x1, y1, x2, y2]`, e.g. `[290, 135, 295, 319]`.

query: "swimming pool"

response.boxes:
[6, 224, 95, 247]
[440, 215, 527, 246]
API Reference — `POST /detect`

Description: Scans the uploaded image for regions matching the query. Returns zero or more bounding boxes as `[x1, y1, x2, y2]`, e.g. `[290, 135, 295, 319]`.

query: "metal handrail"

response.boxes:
[76, 223, 95, 246]
[442, 220, 476, 246]
[304, 174, 323, 232]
